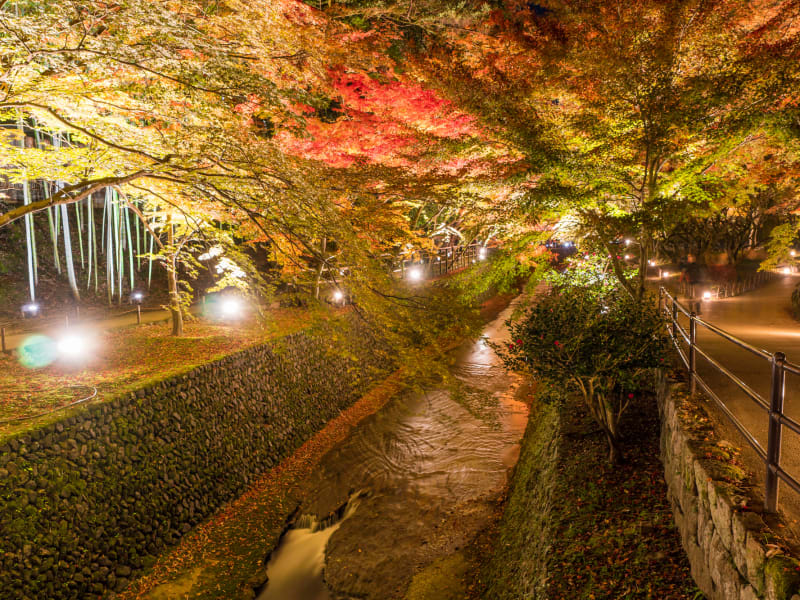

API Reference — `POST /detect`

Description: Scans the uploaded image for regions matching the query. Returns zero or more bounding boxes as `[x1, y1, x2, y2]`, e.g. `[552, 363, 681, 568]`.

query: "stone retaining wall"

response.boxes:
[659, 382, 800, 600]
[0, 319, 394, 600]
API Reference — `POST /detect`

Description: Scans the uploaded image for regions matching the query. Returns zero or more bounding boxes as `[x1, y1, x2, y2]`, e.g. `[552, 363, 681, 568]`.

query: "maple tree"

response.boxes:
[1, 0, 800, 332]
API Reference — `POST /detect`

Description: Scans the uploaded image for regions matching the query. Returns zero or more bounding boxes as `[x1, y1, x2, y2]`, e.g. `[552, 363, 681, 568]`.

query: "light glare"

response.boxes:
[220, 298, 242, 318]
[407, 266, 423, 282]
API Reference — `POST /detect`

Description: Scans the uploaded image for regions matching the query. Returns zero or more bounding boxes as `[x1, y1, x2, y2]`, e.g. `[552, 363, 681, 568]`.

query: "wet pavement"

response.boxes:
[668, 275, 800, 533]
[258, 298, 530, 599]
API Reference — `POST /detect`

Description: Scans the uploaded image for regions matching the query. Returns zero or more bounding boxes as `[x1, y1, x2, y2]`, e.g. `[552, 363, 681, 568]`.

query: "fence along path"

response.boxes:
[660, 275, 800, 517]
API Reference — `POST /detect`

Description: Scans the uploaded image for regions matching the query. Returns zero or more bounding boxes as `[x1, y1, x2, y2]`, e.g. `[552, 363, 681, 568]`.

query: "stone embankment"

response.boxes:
[0, 319, 393, 599]
[660, 381, 800, 600]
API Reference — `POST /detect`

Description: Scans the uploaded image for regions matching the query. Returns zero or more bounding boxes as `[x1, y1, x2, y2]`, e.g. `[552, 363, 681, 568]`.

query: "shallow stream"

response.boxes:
[258, 298, 530, 599]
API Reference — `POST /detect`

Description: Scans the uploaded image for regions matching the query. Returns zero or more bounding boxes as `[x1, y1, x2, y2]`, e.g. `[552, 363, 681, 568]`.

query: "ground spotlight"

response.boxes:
[21, 302, 40, 318]
[220, 297, 243, 318]
[56, 329, 96, 364]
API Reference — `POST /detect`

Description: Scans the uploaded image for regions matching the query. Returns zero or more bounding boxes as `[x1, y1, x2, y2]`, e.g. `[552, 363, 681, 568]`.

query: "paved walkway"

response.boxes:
[669, 275, 800, 530]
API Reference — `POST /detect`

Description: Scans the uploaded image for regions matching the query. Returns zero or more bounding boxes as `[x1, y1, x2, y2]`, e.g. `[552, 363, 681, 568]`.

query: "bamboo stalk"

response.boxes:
[148, 215, 155, 289]
[86, 196, 93, 290]
[115, 191, 123, 303]
[124, 204, 135, 290]
[135, 200, 142, 270]
[76, 200, 84, 269]
[107, 192, 114, 305]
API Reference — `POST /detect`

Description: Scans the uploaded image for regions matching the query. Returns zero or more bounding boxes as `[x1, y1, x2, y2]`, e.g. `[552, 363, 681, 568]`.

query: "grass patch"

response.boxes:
[0, 306, 323, 439]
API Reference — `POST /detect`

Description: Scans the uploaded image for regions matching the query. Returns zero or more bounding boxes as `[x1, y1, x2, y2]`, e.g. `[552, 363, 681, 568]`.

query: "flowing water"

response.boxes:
[258, 298, 530, 600]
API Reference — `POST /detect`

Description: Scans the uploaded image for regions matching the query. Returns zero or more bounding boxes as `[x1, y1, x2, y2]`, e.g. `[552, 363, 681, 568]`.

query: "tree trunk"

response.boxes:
[167, 215, 183, 337]
[314, 237, 327, 299]
[605, 430, 623, 464]
[637, 242, 648, 300]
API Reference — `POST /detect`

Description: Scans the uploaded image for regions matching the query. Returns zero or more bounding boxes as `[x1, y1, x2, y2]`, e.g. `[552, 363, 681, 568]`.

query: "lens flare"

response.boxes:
[18, 335, 57, 369]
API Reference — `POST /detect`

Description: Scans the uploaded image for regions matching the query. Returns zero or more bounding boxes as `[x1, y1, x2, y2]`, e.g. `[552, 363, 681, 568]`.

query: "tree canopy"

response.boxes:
[2, 0, 800, 313]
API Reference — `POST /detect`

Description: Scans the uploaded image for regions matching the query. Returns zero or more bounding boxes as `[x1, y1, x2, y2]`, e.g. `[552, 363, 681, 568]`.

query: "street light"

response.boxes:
[662, 271, 670, 278]
[703, 291, 712, 300]
[784, 267, 792, 275]
[625, 239, 632, 246]
[791, 250, 797, 257]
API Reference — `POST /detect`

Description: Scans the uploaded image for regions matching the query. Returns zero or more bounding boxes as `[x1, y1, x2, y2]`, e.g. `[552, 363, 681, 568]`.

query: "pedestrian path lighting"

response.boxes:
[56, 329, 96, 364]
[791, 250, 797, 257]
[703, 291, 712, 300]
[662, 271, 670, 279]
[130, 291, 144, 304]
[625, 238, 632, 246]
[478, 247, 487, 260]
[220, 297, 243, 318]
[332, 289, 345, 303]
[21, 302, 40, 318]
[407, 266, 423, 282]
[784, 267, 793, 275]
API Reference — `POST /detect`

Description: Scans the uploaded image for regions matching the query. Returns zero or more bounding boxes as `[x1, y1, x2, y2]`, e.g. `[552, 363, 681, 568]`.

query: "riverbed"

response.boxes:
[259, 297, 531, 600]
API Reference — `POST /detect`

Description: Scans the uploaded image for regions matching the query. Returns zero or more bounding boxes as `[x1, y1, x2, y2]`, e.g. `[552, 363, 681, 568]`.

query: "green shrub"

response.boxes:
[502, 281, 668, 463]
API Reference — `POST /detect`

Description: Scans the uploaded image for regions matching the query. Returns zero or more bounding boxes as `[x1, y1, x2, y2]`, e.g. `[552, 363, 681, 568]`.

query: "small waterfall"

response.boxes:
[257, 491, 366, 600]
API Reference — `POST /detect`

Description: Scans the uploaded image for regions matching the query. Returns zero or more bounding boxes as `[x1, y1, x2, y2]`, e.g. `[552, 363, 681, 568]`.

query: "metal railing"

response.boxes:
[395, 243, 486, 279]
[660, 287, 800, 512]
[677, 269, 779, 300]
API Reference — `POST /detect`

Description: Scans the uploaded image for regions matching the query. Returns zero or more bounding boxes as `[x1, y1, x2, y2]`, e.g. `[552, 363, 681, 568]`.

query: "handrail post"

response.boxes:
[765, 351, 787, 513]
[689, 312, 697, 395]
[671, 298, 678, 341]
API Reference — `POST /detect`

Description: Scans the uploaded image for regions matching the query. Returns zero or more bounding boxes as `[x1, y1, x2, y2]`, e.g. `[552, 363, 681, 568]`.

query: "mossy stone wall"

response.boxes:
[0, 323, 393, 600]
[659, 382, 800, 600]
[481, 401, 560, 600]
